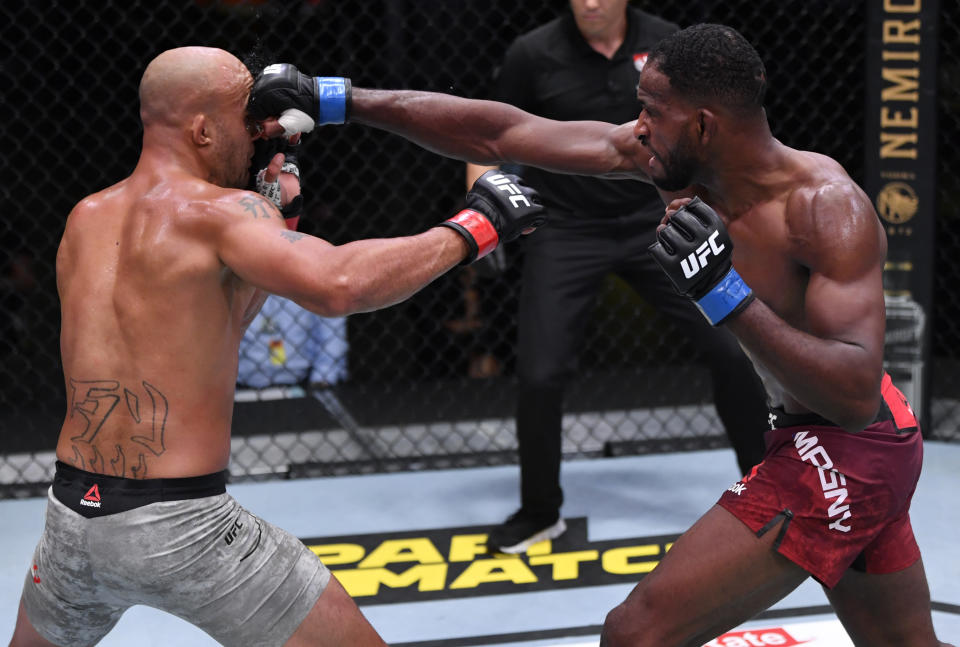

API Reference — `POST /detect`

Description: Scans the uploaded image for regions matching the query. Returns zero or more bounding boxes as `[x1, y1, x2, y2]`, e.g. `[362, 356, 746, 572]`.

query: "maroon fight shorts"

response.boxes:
[718, 374, 923, 588]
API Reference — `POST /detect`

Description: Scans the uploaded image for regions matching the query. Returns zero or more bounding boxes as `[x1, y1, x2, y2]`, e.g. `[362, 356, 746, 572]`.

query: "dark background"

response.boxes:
[0, 0, 957, 487]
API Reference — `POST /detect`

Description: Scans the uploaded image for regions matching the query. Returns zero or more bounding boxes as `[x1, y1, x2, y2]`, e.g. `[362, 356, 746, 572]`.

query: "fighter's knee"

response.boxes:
[600, 602, 646, 647]
[601, 595, 684, 647]
[599, 603, 625, 647]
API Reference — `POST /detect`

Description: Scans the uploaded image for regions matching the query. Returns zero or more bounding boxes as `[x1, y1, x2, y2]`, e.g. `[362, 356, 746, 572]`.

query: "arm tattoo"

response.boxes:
[280, 230, 306, 243]
[237, 195, 280, 221]
[67, 378, 170, 479]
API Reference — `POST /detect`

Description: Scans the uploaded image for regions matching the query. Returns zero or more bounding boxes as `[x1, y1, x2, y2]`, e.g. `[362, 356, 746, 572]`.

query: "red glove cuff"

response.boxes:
[281, 194, 303, 231]
[446, 209, 499, 261]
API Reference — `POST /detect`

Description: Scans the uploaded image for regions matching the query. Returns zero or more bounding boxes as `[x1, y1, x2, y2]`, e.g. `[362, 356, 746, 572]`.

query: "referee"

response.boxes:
[466, 0, 771, 554]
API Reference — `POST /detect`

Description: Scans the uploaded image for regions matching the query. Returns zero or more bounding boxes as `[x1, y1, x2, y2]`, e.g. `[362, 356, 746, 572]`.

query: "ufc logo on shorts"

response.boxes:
[680, 231, 725, 279]
[486, 173, 531, 208]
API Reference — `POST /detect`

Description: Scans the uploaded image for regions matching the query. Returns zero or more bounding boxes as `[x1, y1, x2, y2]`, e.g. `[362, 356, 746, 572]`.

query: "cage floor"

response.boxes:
[1, 443, 957, 646]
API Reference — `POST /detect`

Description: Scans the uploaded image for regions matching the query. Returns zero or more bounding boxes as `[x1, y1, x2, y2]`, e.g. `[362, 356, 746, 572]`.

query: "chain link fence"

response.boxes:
[1, 0, 957, 494]
[934, 2, 960, 440]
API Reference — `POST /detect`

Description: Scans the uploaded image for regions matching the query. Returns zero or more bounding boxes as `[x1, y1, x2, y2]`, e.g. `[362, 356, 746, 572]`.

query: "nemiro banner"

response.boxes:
[864, 0, 940, 425]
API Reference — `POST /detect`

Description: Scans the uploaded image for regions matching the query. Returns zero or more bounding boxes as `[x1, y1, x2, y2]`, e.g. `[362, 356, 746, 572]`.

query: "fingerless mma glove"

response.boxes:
[440, 171, 546, 264]
[252, 138, 304, 230]
[249, 63, 351, 131]
[648, 197, 754, 325]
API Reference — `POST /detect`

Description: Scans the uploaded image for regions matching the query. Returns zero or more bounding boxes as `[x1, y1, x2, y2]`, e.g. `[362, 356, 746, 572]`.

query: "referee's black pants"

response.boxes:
[515, 205, 770, 519]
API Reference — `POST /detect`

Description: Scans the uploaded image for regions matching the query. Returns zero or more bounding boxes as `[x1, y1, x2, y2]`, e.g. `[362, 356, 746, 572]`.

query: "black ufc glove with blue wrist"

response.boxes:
[248, 63, 350, 131]
[649, 197, 754, 325]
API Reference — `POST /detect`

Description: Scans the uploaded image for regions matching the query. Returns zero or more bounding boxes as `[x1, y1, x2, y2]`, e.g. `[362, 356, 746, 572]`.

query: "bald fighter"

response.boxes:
[252, 23, 953, 647]
[8, 46, 543, 647]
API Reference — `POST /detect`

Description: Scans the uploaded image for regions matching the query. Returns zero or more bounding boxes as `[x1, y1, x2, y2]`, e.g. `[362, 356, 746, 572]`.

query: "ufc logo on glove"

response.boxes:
[484, 173, 532, 208]
[649, 197, 754, 326]
[680, 230, 725, 278]
[441, 170, 545, 264]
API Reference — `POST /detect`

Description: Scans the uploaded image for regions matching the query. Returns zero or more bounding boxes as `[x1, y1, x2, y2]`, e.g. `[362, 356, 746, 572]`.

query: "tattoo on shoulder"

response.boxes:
[237, 195, 280, 222]
[280, 230, 306, 243]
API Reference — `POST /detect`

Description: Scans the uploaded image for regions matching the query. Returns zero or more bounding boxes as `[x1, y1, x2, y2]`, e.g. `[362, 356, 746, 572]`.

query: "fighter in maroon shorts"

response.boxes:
[718, 372, 925, 589]
[250, 22, 953, 647]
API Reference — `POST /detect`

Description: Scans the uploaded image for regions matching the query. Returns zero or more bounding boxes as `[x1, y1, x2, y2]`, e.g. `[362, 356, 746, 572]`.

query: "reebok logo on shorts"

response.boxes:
[727, 462, 761, 496]
[80, 484, 102, 509]
[793, 431, 852, 532]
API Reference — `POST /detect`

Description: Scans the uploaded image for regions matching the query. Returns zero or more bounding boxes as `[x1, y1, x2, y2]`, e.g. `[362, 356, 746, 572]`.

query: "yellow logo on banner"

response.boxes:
[876, 181, 918, 224]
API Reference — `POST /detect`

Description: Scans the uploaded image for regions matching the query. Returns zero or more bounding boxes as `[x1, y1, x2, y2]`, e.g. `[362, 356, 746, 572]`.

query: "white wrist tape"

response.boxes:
[255, 168, 281, 207]
[255, 163, 300, 208]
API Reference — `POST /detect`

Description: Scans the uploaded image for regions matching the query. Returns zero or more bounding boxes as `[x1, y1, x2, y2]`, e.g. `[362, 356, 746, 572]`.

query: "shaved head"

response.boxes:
[139, 46, 252, 127]
[137, 46, 257, 188]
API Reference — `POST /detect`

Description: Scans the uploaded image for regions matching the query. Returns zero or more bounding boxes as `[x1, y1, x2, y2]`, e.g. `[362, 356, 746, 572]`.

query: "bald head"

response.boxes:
[139, 47, 252, 128]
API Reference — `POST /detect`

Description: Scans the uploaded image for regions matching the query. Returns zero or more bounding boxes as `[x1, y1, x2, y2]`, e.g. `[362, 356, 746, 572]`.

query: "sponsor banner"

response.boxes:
[301, 517, 678, 605]
[702, 621, 853, 646]
[864, 0, 940, 424]
[542, 620, 853, 647]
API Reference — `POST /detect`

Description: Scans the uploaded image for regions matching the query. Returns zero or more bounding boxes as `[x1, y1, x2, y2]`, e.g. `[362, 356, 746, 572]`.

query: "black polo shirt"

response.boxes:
[492, 7, 678, 216]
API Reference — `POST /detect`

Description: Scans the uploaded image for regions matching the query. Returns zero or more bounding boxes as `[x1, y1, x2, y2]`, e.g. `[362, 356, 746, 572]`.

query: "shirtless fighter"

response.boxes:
[8, 46, 543, 647]
[250, 23, 953, 647]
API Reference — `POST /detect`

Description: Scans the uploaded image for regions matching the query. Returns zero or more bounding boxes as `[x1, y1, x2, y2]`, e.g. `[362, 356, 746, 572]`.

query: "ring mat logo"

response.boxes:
[301, 518, 679, 605]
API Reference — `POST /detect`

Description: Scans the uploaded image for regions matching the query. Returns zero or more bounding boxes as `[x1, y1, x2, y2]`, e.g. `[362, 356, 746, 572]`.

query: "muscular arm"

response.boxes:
[726, 184, 887, 431]
[466, 163, 498, 191]
[212, 193, 469, 317]
[351, 88, 651, 180]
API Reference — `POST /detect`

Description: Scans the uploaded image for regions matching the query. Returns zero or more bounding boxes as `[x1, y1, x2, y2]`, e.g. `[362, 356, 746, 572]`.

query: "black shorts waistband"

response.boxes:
[766, 400, 899, 432]
[766, 373, 918, 434]
[766, 408, 838, 430]
[53, 461, 227, 518]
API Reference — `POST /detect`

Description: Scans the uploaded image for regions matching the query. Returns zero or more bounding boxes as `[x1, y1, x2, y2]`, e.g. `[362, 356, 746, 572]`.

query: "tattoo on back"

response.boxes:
[238, 195, 279, 222]
[68, 378, 169, 479]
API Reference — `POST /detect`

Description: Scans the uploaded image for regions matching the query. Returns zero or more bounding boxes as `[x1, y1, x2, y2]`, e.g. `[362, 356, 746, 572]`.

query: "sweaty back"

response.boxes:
[55, 47, 261, 480]
[56, 173, 260, 479]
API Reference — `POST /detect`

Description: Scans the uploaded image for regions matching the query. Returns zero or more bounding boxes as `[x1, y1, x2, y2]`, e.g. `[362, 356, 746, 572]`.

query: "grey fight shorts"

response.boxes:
[21, 465, 330, 647]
